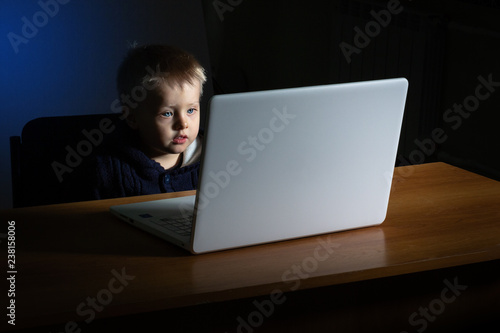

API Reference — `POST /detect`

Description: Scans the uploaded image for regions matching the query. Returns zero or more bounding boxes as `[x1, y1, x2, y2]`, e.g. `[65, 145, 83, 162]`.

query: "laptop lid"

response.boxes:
[190, 78, 408, 253]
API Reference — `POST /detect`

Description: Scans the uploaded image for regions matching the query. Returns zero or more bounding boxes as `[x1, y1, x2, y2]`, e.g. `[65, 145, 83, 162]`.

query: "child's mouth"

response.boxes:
[172, 135, 188, 144]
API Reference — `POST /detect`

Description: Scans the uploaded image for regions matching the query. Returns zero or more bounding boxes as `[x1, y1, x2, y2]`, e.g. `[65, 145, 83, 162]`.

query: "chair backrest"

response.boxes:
[10, 113, 123, 207]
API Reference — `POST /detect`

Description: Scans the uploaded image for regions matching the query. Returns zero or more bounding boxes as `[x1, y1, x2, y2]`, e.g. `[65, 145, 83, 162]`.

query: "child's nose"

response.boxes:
[174, 116, 188, 130]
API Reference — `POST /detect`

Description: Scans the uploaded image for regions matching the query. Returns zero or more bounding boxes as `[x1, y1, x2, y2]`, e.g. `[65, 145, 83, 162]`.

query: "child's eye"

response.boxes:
[162, 111, 174, 118]
[187, 108, 196, 115]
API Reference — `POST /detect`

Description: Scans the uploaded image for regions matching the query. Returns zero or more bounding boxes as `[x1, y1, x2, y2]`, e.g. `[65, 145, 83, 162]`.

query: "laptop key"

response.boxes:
[152, 216, 193, 236]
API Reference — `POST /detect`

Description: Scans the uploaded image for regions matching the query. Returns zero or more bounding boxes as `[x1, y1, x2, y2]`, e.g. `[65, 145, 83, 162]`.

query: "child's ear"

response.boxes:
[122, 106, 138, 130]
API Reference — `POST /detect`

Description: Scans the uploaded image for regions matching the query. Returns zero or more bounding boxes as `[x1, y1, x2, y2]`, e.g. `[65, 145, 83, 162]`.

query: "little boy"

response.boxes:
[90, 44, 207, 199]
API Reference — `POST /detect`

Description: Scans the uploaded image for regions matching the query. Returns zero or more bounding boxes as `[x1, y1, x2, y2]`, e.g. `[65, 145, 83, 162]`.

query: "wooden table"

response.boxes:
[1, 162, 499, 332]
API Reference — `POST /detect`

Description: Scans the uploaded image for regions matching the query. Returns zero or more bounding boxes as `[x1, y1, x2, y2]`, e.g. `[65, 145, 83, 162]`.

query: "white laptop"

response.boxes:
[110, 78, 408, 254]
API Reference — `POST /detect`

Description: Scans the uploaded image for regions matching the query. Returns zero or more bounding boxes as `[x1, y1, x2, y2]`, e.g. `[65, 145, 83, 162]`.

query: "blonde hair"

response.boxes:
[117, 44, 207, 106]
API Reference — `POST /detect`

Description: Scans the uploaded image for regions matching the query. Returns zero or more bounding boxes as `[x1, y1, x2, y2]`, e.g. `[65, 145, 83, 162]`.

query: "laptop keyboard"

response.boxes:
[151, 216, 193, 237]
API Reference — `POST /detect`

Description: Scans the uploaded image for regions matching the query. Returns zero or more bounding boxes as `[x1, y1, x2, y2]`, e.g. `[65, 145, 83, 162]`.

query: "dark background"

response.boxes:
[1, 0, 499, 208]
[203, 0, 500, 178]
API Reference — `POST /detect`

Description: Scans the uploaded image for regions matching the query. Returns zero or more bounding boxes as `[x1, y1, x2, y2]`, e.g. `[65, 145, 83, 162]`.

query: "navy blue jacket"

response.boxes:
[90, 126, 201, 200]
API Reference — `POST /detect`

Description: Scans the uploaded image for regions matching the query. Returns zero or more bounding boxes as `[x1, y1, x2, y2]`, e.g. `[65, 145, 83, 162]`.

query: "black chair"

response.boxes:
[10, 113, 123, 207]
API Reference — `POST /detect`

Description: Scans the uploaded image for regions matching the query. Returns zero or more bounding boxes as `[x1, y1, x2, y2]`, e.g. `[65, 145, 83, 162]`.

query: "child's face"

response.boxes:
[130, 80, 201, 161]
